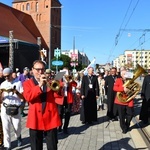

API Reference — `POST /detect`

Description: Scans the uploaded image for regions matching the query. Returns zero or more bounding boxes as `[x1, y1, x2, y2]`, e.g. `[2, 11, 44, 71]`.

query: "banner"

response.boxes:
[83, 58, 96, 75]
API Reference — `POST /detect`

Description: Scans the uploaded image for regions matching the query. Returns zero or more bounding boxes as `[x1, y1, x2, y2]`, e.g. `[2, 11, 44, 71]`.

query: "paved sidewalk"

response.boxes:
[9, 103, 148, 150]
[8, 77, 149, 150]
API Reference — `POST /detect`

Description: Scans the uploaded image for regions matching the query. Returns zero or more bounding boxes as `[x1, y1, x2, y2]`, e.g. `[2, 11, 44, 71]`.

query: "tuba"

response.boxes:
[117, 64, 146, 103]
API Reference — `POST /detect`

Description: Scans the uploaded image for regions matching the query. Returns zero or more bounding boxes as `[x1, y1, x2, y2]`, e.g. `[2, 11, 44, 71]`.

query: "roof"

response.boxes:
[0, 2, 48, 49]
[13, 0, 27, 3]
[13, 0, 27, 2]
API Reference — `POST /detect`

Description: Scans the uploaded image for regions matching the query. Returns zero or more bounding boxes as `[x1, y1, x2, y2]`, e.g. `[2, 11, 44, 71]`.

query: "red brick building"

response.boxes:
[12, 0, 62, 67]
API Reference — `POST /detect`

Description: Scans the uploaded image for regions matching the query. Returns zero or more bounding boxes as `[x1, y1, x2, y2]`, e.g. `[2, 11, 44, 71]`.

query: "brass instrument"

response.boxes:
[47, 80, 60, 92]
[41, 74, 60, 92]
[65, 75, 74, 82]
[117, 64, 146, 103]
[0, 88, 15, 93]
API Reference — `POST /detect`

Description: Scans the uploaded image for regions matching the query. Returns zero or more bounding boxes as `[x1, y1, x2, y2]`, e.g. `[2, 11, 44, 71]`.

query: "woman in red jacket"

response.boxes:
[113, 69, 134, 134]
[23, 60, 61, 150]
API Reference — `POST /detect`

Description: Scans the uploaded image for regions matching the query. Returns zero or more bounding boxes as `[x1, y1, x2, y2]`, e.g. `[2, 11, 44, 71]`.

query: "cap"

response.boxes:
[23, 67, 29, 71]
[3, 68, 13, 75]
[45, 69, 51, 74]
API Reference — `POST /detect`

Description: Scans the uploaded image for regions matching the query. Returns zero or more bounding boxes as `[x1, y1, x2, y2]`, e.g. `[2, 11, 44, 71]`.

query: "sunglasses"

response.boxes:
[33, 68, 45, 72]
[4, 75, 10, 78]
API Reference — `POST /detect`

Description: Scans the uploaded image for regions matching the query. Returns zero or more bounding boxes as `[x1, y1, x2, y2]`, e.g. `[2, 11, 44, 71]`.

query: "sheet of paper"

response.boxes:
[54, 71, 66, 80]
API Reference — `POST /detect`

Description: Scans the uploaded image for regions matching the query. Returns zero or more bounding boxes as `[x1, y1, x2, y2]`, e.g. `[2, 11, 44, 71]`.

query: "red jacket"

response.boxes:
[55, 81, 77, 105]
[113, 78, 133, 107]
[23, 79, 61, 131]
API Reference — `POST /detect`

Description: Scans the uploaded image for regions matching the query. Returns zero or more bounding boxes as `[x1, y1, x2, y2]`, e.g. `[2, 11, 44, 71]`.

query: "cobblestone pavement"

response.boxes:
[7, 77, 150, 150]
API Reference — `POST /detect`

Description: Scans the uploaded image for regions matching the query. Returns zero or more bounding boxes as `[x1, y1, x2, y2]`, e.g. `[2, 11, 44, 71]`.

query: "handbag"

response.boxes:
[3, 103, 20, 116]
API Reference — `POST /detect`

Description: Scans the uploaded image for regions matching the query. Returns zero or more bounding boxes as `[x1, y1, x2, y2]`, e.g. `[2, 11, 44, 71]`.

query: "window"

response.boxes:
[39, 14, 41, 21]
[22, 5, 24, 11]
[36, 2, 38, 12]
[26, 3, 30, 11]
[36, 14, 38, 21]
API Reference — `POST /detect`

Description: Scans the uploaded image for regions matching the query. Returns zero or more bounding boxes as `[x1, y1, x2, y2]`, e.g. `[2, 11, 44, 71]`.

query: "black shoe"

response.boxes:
[111, 117, 118, 122]
[4, 147, 11, 150]
[17, 135, 22, 147]
[87, 121, 92, 125]
[81, 121, 86, 124]
[122, 129, 127, 134]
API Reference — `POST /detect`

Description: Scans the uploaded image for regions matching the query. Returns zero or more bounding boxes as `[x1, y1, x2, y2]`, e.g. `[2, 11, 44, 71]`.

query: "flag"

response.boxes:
[84, 58, 96, 75]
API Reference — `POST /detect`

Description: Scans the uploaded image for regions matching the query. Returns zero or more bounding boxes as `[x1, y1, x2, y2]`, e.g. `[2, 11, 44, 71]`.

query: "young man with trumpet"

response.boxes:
[0, 67, 23, 149]
[23, 60, 62, 150]
[56, 67, 77, 134]
[113, 69, 134, 134]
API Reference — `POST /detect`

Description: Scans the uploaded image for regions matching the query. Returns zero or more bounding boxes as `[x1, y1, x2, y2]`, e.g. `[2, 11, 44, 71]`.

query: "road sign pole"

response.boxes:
[54, 48, 61, 73]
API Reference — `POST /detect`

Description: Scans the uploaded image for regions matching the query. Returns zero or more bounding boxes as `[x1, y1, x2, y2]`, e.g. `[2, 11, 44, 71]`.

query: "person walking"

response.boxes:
[18, 67, 30, 117]
[80, 67, 99, 124]
[113, 69, 134, 134]
[23, 60, 61, 150]
[104, 67, 119, 121]
[57, 68, 77, 134]
[139, 69, 150, 124]
[97, 73, 105, 111]
[0, 68, 23, 149]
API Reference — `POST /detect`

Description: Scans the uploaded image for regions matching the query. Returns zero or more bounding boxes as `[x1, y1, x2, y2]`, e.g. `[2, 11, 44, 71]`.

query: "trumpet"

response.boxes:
[0, 86, 18, 94]
[64, 75, 74, 82]
[46, 80, 60, 92]
[40, 74, 60, 92]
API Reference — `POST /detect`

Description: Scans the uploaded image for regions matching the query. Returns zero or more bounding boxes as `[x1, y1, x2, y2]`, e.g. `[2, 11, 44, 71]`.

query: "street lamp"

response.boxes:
[48, 6, 62, 69]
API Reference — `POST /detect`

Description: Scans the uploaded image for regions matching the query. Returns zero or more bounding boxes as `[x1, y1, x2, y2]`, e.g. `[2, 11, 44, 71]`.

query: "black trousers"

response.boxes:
[29, 128, 58, 150]
[116, 104, 134, 131]
[57, 97, 72, 130]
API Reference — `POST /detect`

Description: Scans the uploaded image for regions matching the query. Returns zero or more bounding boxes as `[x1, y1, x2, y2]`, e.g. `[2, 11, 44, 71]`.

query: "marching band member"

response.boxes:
[56, 67, 77, 134]
[23, 60, 62, 150]
[113, 69, 134, 134]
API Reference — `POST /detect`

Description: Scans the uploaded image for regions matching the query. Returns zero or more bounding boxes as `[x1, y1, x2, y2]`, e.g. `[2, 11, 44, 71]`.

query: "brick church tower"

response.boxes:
[12, 0, 62, 67]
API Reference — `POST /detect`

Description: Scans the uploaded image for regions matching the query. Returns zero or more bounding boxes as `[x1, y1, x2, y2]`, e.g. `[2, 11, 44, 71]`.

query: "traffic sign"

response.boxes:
[52, 60, 63, 66]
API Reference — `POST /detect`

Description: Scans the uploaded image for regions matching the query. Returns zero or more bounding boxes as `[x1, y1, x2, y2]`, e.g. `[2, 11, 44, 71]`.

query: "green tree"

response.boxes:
[51, 54, 71, 71]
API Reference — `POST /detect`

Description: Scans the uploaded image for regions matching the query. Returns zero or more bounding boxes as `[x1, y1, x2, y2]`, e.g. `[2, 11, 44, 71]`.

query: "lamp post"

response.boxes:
[9, 31, 14, 70]
[48, 6, 62, 69]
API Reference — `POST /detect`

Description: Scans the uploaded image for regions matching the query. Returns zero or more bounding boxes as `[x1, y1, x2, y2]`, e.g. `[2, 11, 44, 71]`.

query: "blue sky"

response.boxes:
[2, 0, 150, 64]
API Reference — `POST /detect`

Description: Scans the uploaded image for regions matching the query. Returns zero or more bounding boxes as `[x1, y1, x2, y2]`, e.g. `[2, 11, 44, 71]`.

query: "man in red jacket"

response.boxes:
[23, 60, 61, 150]
[113, 69, 134, 134]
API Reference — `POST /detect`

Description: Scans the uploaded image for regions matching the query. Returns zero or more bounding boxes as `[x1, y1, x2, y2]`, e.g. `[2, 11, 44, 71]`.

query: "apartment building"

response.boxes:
[12, 0, 62, 62]
[61, 49, 90, 66]
[113, 49, 150, 70]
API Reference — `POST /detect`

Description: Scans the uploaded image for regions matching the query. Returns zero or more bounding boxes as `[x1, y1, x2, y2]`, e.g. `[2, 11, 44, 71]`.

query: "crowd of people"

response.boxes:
[0, 60, 149, 150]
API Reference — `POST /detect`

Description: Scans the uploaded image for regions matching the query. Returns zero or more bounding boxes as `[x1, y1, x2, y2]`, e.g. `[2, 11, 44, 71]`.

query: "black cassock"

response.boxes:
[139, 75, 150, 123]
[80, 75, 99, 123]
[104, 75, 118, 119]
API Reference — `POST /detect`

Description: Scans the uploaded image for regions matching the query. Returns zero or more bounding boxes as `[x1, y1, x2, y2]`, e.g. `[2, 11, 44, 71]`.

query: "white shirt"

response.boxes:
[0, 80, 23, 106]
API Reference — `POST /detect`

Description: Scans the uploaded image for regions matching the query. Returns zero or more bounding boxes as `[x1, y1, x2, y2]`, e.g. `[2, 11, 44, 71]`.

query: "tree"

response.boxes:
[51, 54, 71, 71]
